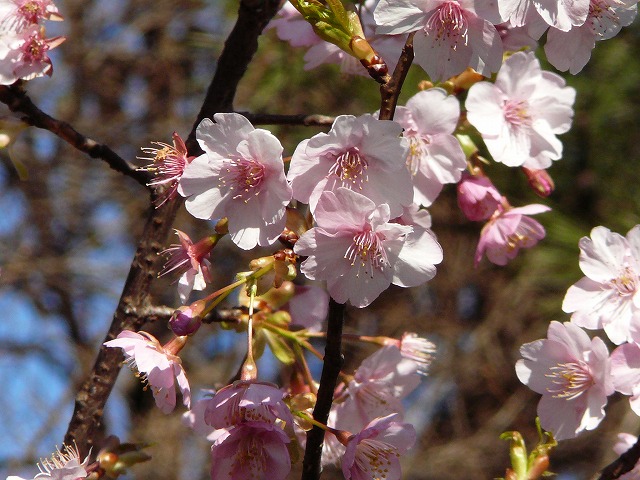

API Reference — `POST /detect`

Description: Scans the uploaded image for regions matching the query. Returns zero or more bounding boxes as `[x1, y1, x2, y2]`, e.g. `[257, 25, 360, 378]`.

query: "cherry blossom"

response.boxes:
[178, 113, 292, 250]
[397, 332, 437, 375]
[393, 88, 466, 206]
[210, 422, 291, 480]
[610, 342, 640, 416]
[204, 380, 294, 429]
[544, 0, 637, 74]
[474, 200, 550, 266]
[333, 345, 421, 429]
[498, 0, 589, 31]
[373, 0, 504, 82]
[104, 331, 191, 414]
[287, 114, 411, 217]
[138, 132, 193, 207]
[456, 171, 502, 221]
[158, 230, 215, 304]
[341, 413, 417, 480]
[0, 0, 62, 34]
[7, 443, 90, 480]
[0, 24, 64, 84]
[466, 51, 575, 167]
[516, 321, 613, 440]
[562, 225, 640, 345]
[294, 188, 442, 308]
[286, 284, 330, 332]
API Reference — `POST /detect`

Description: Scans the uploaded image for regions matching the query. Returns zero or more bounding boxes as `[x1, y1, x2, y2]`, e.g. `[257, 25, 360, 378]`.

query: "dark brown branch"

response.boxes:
[597, 436, 640, 480]
[186, 0, 282, 153]
[239, 112, 335, 127]
[378, 32, 415, 121]
[63, 0, 281, 455]
[302, 299, 345, 480]
[0, 84, 150, 187]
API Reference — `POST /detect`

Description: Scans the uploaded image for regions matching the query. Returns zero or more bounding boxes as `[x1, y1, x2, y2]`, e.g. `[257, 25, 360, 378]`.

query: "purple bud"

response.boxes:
[169, 302, 204, 336]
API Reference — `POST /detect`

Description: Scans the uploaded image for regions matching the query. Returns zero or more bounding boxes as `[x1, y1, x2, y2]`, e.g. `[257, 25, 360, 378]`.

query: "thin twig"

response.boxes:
[597, 436, 640, 480]
[239, 112, 335, 127]
[0, 84, 150, 187]
[302, 299, 345, 480]
[378, 32, 415, 121]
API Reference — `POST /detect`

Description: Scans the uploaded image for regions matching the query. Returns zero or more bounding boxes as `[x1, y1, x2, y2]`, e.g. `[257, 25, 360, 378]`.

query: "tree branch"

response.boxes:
[378, 32, 415, 121]
[0, 84, 150, 187]
[597, 436, 640, 480]
[302, 299, 345, 480]
[239, 112, 335, 127]
[63, 0, 281, 455]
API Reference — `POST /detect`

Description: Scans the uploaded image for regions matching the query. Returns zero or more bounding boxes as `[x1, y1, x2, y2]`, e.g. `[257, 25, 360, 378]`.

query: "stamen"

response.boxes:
[545, 361, 593, 399]
[425, 1, 469, 48]
[344, 229, 388, 277]
[328, 149, 368, 190]
[219, 157, 265, 203]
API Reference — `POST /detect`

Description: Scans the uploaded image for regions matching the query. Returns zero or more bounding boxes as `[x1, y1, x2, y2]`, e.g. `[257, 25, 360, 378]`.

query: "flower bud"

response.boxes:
[457, 172, 502, 221]
[169, 301, 204, 336]
[522, 167, 555, 197]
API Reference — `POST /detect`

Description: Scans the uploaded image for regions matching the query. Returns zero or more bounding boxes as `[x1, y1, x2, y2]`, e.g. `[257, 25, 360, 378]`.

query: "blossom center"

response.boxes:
[503, 99, 532, 129]
[19, 1, 47, 23]
[220, 157, 266, 202]
[588, 0, 619, 33]
[328, 148, 368, 190]
[345, 229, 388, 277]
[22, 33, 49, 62]
[609, 266, 639, 296]
[232, 435, 267, 477]
[425, 1, 469, 47]
[407, 135, 429, 175]
[355, 438, 399, 478]
[546, 361, 594, 399]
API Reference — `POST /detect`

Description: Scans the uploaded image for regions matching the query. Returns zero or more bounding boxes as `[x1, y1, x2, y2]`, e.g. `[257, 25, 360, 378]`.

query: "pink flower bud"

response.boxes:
[522, 167, 555, 197]
[456, 172, 502, 221]
[170, 301, 204, 336]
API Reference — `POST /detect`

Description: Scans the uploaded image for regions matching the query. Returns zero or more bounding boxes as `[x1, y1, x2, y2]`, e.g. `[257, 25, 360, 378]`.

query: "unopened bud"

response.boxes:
[522, 167, 555, 197]
[170, 301, 204, 336]
[451, 67, 484, 92]
[457, 171, 502, 221]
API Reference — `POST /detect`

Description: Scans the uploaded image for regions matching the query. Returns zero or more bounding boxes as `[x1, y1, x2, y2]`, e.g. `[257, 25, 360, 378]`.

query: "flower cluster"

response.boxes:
[0, 0, 64, 84]
[516, 225, 640, 442]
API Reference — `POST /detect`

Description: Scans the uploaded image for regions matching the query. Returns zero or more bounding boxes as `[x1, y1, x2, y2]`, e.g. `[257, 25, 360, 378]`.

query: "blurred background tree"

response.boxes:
[1, 0, 639, 479]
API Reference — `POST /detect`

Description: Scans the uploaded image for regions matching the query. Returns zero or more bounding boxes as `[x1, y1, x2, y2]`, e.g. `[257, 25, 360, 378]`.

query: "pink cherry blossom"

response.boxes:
[474, 201, 550, 266]
[204, 380, 294, 429]
[341, 413, 416, 480]
[544, 0, 637, 74]
[466, 51, 575, 167]
[287, 114, 411, 217]
[393, 88, 466, 206]
[397, 332, 437, 375]
[373, 0, 504, 82]
[178, 113, 292, 250]
[0, 24, 64, 84]
[266, 1, 321, 48]
[294, 188, 443, 308]
[104, 331, 191, 414]
[498, 0, 589, 31]
[159, 230, 215, 304]
[6, 443, 90, 480]
[392, 203, 433, 229]
[495, 21, 540, 52]
[210, 422, 291, 480]
[0, 0, 62, 34]
[138, 132, 193, 207]
[515, 321, 613, 440]
[332, 345, 421, 429]
[610, 342, 640, 416]
[613, 433, 640, 480]
[456, 171, 502, 221]
[286, 284, 329, 332]
[562, 225, 640, 345]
